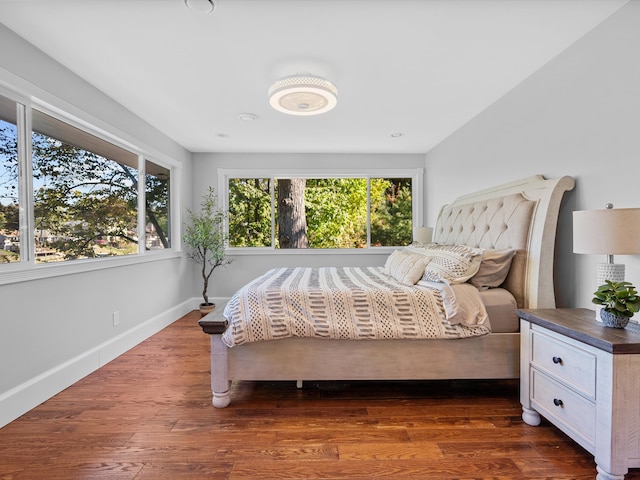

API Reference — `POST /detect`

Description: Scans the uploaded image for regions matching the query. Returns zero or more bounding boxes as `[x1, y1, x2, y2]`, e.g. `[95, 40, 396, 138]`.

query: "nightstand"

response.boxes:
[518, 308, 640, 480]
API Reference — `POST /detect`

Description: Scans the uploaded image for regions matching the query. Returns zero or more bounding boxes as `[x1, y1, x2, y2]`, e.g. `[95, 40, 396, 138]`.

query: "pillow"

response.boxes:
[469, 249, 516, 290]
[407, 243, 484, 285]
[418, 280, 488, 326]
[384, 249, 430, 285]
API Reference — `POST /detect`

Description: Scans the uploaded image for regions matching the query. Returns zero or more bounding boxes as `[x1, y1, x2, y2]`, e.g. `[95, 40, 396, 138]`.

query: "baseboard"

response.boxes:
[0, 299, 195, 428]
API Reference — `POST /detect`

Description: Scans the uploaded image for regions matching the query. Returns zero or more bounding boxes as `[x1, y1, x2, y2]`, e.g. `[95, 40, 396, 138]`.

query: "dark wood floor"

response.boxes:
[2, 311, 638, 480]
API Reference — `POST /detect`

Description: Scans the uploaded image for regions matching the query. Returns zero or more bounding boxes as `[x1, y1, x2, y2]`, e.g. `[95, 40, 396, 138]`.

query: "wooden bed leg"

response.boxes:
[213, 390, 231, 408]
[210, 334, 231, 408]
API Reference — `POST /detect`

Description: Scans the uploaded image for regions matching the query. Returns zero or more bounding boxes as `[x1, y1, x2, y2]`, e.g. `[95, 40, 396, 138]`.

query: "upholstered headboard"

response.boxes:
[433, 175, 575, 309]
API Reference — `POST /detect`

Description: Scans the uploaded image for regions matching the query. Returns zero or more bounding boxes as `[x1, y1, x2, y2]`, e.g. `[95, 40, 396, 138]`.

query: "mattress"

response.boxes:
[480, 288, 518, 333]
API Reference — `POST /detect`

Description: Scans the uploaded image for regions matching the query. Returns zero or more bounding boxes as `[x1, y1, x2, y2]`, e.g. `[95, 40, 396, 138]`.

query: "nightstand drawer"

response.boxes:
[531, 327, 596, 398]
[531, 369, 596, 446]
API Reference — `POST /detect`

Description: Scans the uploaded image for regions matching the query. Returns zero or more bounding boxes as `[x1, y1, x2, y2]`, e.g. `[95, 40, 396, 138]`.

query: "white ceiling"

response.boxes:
[0, 0, 629, 154]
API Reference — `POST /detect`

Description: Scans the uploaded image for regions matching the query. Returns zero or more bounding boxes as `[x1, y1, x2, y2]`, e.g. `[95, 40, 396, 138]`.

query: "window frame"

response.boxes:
[219, 167, 423, 255]
[0, 86, 181, 286]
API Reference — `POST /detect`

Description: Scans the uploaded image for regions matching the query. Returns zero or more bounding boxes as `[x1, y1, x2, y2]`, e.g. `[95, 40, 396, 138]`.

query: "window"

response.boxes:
[0, 94, 20, 263]
[224, 170, 421, 250]
[0, 88, 177, 275]
[145, 159, 171, 250]
[32, 110, 140, 261]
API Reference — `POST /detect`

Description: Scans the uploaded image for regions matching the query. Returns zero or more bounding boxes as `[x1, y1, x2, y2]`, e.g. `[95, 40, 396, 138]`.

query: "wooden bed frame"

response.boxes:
[199, 175, 575, 408]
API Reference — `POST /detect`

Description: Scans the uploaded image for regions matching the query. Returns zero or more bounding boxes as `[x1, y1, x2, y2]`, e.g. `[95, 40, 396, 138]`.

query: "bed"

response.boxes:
[199, 174, 575, 408]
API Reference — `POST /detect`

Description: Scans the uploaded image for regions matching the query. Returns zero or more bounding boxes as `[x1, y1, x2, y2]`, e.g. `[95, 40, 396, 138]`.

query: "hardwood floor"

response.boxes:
[2, 311, 638, 480]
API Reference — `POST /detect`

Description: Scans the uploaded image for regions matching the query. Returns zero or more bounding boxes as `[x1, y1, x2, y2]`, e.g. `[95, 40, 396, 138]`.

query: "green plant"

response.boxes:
[183, 187, 232, 306]
[592, 280, 640, 319]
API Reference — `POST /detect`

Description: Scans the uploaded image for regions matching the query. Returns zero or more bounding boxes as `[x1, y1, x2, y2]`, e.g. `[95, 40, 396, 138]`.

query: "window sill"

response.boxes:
[0, 250, 183, 286]
[226, 247, 396, 256]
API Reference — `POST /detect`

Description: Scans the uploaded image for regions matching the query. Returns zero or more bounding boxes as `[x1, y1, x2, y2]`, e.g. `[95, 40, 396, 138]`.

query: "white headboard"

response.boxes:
[433, 175, 575, 309]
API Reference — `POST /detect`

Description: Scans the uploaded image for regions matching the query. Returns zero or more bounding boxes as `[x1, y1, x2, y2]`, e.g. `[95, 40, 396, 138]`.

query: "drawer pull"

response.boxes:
[553, 398, 564, 407]
[552, 356, 563, 365]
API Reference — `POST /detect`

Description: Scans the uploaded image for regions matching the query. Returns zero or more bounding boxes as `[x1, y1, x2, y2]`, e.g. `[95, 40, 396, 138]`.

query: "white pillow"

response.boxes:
[418, 280, 489, 326]
[407, 243, 484, 284]
[384, 249, 430, 285]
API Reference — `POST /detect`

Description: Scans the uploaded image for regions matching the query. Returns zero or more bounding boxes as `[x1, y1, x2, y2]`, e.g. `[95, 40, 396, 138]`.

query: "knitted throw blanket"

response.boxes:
[221, 267, 490, 347]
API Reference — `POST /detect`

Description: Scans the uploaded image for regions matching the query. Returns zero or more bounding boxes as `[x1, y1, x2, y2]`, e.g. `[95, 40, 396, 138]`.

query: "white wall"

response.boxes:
[0, 25, 196, 427]
[191, 152, 426, 297]
[424, 1, 640, 309]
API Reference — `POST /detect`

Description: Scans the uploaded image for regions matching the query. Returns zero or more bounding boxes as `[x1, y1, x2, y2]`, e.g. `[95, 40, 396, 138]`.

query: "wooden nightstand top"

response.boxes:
[517, 308, 640, 354]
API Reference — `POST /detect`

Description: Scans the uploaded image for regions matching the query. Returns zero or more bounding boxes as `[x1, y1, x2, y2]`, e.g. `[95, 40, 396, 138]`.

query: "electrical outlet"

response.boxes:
[112, 310, 120, 327]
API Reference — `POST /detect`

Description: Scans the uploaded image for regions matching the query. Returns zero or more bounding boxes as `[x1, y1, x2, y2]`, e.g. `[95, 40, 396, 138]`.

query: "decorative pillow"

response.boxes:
[418, 280, 489, 326]
[408, 243, 484, 285]
[469, 249, 516, 290]
[384, 249, 431, 285]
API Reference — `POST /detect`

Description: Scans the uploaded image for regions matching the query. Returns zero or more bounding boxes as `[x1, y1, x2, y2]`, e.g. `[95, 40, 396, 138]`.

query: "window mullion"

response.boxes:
[18, 103, 34, 264]
[366, 177, 371, 248]
[137, 155, 146, 254]
[270, 177, 275, 248]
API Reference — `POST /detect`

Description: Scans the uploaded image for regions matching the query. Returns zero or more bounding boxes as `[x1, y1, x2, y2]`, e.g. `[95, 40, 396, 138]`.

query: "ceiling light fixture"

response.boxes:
[268, 74, 338, 116]
[184, 0, 215, 14]
[239, 113, 257, 121]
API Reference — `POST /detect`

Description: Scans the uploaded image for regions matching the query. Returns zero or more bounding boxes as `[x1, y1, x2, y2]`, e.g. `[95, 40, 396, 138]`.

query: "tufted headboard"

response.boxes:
[433, 175, 575, 309]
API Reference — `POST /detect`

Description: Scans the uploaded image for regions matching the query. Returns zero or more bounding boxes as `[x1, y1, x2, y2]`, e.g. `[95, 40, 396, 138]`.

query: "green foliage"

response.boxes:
[0, 123, 18, 205]
[0, 249, 18, 263]
[370, 178, 412, 247]
[303, 178, 367, 248]
[226, 176, 414, 249]
[0, 203, 18, 231]
[144, 171, 171, 248]
[1, 119, 172, 262]
[183, 187, 232, 304]
[592, 280, 640, 318]
[30, 132, 141, 260]
[228, 178, 271, 247]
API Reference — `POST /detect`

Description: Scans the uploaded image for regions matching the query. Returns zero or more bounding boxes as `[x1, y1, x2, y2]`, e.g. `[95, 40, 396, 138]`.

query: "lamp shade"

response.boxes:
[573, 208, 640, 255]
[415, 227, 433, 244]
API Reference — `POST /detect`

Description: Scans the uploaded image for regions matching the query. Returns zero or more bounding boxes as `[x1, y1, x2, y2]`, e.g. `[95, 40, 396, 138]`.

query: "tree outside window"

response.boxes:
[0, 95, 20, 263]
[227, 175, 413, 249]
[0, 101, 173, 266]
[145, 159, 171, 250]
[31, 110, 140, 261]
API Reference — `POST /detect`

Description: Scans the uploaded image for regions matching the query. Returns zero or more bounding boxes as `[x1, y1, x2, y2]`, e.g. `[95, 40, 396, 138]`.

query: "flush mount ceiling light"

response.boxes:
[268, 74, 338, 116]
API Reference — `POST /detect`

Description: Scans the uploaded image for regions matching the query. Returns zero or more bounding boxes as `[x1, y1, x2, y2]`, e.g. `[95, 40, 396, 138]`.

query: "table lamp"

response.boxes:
[415, 226, 433, 244]
[573, 204, 640, 320]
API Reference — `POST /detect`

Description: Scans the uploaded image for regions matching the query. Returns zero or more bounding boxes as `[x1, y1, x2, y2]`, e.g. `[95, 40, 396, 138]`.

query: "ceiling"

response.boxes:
[0, 0, 629, 154]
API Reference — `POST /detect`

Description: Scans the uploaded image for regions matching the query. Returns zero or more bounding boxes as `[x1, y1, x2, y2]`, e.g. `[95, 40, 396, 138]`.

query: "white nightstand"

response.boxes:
[519, 308, 640, 480]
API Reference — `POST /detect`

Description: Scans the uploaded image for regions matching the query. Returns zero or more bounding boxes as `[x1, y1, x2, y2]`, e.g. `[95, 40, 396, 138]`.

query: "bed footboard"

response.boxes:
[200, 314, 520, 408]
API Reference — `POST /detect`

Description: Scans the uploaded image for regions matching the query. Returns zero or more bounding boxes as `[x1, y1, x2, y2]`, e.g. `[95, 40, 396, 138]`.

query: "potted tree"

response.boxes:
[592, 280, 640, 328]
[183, 187, 232, 315]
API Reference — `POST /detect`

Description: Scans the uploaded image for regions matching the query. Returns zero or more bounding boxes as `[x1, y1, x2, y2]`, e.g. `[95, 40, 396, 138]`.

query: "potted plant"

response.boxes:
[592, 280, 640, 328]
[183, 187, 232, 315]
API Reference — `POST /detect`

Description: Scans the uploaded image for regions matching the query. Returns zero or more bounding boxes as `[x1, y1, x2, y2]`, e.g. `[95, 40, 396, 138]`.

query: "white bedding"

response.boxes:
[221, 266, 490, 347]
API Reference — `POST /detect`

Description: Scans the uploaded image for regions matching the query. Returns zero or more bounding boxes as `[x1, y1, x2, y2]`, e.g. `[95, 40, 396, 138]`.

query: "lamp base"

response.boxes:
[594, 263, 625, 322]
